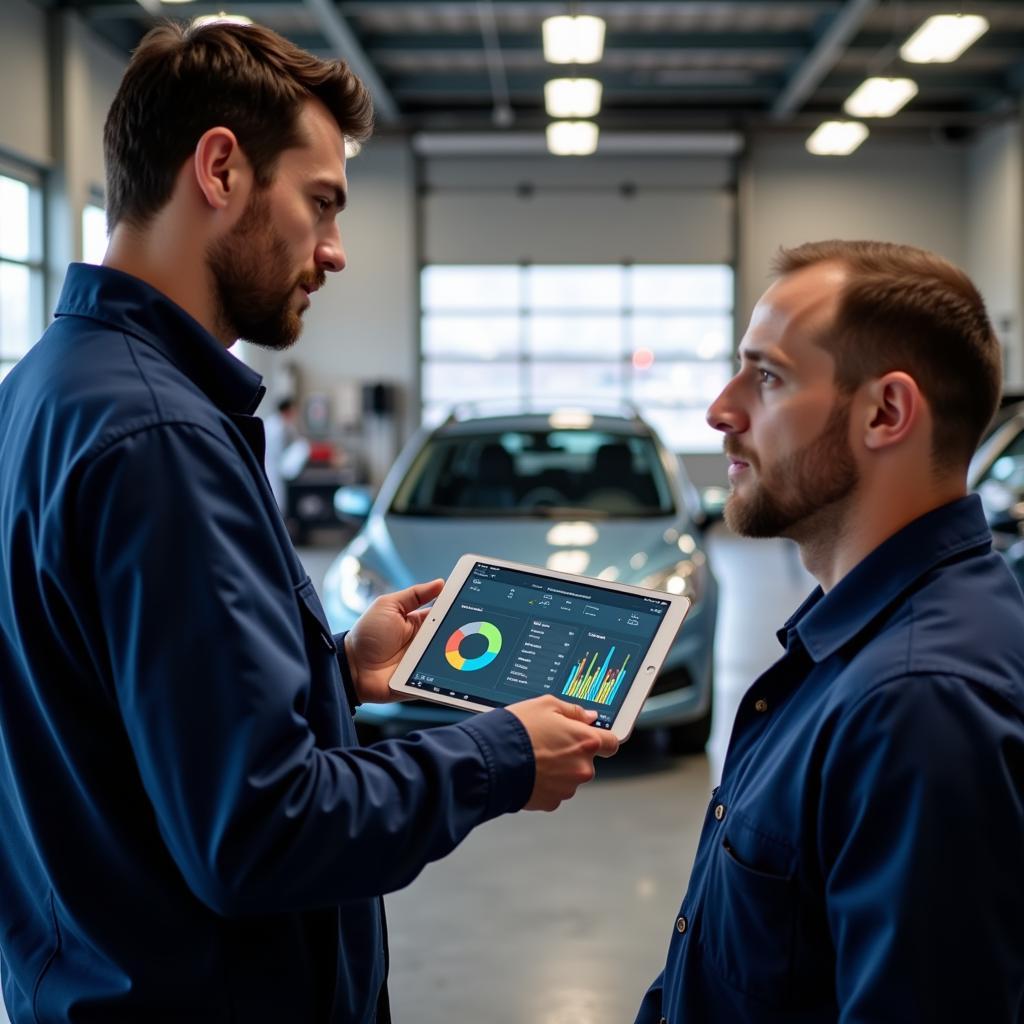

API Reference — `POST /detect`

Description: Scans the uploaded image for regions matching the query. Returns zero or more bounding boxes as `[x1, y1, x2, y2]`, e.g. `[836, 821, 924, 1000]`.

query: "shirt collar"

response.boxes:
[54, 263, 266, 416]
[777, 494, 992, 662]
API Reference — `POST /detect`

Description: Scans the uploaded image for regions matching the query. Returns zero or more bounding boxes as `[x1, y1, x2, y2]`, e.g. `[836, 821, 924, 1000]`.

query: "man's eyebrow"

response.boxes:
[738, 345, 791, 370]
[313, 179, 347, 211]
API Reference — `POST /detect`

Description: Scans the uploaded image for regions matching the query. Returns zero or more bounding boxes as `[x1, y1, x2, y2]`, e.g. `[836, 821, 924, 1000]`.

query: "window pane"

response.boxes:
[642, 406, 722, 453]
[526, 266, 623, 310]
[630, 314, 732, 359]
[422, 360, 522, 412]
[0, 175, 30, 262]
[631, 360, 731, 405]
[422, 314, 520, 358]
[527, 315, 623, 358]
[0, 262, 34, 359]
[630, 265, 733, 310]
[422, 266, 520, 311]
[528, 360, 622, 402]
[82, 204, 108, 265]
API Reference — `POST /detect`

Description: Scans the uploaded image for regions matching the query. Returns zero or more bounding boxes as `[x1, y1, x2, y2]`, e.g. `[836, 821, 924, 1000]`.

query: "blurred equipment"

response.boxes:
[361, 381, 400, 489]
[263, 398, 310, 512]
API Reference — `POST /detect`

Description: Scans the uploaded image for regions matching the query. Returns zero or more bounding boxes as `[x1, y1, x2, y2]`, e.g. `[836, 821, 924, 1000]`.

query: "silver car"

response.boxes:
[323, 407, 718, 750]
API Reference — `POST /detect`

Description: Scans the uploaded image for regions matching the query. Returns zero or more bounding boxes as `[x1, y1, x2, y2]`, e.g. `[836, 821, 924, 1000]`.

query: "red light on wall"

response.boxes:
[632, 347, 655, 370]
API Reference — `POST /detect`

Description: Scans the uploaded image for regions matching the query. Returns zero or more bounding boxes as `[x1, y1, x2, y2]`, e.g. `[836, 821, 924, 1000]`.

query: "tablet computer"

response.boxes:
[388, 554, 691, 741]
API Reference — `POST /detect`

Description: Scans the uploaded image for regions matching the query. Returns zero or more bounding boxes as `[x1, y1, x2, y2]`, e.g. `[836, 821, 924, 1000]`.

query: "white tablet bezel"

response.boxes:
[387, 553, 692, 741]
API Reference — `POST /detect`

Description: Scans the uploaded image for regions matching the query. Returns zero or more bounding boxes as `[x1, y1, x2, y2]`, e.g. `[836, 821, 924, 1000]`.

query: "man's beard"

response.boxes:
[724, 398, 858, 540]
[206, 190, 324, 351]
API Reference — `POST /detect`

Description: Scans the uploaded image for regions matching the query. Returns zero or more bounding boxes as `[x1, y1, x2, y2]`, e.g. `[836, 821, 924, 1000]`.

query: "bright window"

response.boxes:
[420, 264, 734, 452]
[82, 203, 108, 265]
[0, 171, 44, 381]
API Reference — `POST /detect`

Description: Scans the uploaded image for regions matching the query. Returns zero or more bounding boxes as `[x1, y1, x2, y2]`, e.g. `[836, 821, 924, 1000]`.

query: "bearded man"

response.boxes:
[0, 20, 617, 1023]
[637, 241, 1024, 1024]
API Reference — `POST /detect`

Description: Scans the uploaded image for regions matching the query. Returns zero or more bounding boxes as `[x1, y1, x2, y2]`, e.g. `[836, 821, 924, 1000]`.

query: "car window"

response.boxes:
[390, 429, 676, 517]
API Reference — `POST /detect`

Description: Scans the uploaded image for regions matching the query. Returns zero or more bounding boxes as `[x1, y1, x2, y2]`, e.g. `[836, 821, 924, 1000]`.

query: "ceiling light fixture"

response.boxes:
[843, 77, 918, 118]
[546, 120, 599, 156]
[900, 13, 989, 64]
[193, 12, 254, 27]
[805, 120, 869, 156]
[544, 78, 602, 118]
[542, 15, 606, 64]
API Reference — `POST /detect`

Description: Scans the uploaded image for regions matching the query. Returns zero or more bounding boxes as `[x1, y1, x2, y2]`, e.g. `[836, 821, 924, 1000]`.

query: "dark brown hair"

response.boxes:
[103, 19, 374, 230]
[773, 240, 1002, 471]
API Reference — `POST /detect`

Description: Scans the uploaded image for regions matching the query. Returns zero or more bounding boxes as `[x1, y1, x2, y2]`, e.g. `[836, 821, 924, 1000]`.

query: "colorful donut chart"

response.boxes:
[445, 621, 502, 671]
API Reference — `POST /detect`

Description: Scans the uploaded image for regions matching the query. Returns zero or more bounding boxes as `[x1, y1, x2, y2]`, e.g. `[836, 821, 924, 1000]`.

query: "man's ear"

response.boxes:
[192, 126, 253, 213]
[860, 371, 925, 453]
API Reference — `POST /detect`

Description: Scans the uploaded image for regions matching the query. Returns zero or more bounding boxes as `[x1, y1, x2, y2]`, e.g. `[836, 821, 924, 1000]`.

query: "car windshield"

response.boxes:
[390, 428, 677, 518]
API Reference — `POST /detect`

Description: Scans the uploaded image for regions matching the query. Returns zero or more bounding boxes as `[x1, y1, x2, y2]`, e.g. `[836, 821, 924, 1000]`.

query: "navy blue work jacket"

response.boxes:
[637, 495, 1024, 1023]
[0, 264, 535, 1023]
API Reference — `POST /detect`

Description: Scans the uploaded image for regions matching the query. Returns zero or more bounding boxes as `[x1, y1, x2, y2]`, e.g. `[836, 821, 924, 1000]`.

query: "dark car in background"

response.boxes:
[970, 400, 1024, 589]
[323, 405, 718, 750]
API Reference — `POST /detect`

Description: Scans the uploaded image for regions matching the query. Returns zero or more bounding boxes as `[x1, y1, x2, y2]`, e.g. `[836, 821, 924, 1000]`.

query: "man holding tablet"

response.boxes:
[0, 20, 616, 1024]
[636, 241, 1024, 1022]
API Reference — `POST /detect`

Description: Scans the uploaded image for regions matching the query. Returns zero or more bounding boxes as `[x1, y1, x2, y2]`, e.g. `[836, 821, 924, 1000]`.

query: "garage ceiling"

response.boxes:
[34, 1, 1024, 136]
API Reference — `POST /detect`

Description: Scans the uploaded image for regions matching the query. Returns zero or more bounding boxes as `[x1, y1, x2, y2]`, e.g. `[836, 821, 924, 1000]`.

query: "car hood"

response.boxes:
[364, 513, 698, 587]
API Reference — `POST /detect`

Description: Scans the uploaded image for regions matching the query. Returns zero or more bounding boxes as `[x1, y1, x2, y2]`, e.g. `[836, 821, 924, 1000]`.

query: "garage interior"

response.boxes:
[2, 1, 1023, 1022]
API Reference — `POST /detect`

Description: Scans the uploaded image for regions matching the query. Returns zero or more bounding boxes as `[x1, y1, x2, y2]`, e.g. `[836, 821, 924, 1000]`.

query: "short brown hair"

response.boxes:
[103, 19, 374, 230]
[772, 240, 1002, 471]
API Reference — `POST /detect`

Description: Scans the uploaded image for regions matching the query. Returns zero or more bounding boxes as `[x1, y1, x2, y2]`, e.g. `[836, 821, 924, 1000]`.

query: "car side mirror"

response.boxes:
[333, 485, 374, 523]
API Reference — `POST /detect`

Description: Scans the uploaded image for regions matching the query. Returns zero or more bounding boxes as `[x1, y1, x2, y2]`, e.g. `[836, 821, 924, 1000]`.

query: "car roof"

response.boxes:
[432, 410, 655, 439]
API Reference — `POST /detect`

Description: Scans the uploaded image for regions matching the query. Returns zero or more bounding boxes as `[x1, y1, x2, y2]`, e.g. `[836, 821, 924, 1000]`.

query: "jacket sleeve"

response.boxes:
[76, 421, 535, 916]
[818, 672, 1024, 1023]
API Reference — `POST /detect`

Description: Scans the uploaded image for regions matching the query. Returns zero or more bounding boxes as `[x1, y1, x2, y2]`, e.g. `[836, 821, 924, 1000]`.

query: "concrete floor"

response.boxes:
[0, 525, 815, 1024]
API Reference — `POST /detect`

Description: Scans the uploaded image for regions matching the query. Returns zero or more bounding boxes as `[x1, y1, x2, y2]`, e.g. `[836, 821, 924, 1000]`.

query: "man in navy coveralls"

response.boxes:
[0, 20, 617, 1023]
[637, 241, 1024, 1023]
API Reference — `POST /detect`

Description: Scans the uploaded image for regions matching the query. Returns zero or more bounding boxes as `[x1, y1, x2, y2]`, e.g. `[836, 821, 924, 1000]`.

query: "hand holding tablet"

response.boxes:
[386, 554, 692, 742]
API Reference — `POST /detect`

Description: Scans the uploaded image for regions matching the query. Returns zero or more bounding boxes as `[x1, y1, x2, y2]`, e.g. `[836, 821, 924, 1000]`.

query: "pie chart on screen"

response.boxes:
[445, 621, 502, 671]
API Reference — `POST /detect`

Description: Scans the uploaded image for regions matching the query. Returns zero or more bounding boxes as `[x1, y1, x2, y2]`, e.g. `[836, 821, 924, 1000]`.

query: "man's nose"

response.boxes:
[706, 378, 746, 435]
[317, 227, 346, 273]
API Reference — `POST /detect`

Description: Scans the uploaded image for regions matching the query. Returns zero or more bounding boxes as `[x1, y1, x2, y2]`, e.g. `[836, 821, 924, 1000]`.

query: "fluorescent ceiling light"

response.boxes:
[193, 12, 253, 27]
[900, 13, 989, 63]
[545, 78, 603, 118]
[843, 77, 918, 118]
[806, 120, 869, 156]
[542, 15, 606, 64]
[546, 120, 599, 156]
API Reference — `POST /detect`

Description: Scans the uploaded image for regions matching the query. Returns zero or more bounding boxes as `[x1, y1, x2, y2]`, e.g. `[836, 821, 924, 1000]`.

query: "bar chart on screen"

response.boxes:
[562, 635, 642, 706]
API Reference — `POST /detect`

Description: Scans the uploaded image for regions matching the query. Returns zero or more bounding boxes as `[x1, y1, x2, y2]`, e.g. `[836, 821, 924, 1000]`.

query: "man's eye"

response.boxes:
[758, 368, 779, 386]
[315, 197, 330, 213]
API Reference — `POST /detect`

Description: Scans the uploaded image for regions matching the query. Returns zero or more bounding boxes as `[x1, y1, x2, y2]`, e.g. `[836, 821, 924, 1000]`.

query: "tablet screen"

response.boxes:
[405, 561, 671, 730]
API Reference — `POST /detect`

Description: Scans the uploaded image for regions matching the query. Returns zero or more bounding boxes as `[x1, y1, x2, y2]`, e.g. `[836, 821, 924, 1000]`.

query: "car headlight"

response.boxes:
[336, 554, 390, 614]
[641, 553, 707, 604]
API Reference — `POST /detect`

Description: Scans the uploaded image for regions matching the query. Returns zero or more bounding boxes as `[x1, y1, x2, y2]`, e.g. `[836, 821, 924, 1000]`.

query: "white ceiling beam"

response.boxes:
[303, 0, 399, 122]
[771, 0, 876, 118]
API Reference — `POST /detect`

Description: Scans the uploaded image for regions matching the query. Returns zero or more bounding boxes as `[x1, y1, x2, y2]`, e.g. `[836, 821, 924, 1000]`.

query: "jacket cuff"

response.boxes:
[334, 631, 360, 713]
[460, 708, 536, 815]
